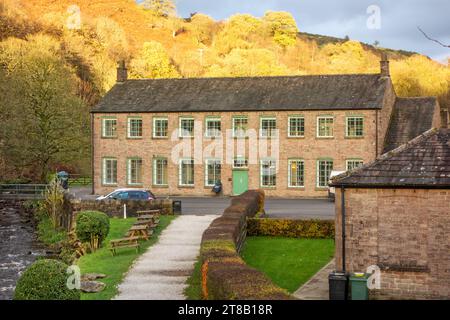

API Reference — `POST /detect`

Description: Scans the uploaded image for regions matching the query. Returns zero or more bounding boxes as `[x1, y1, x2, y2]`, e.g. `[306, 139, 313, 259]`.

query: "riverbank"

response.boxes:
[0, 200, 47, 300]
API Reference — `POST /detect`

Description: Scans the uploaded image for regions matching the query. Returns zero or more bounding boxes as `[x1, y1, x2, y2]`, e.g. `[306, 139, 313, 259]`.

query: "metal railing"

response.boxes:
[68, 175, 92, 186]
[0, 184, 48, 200]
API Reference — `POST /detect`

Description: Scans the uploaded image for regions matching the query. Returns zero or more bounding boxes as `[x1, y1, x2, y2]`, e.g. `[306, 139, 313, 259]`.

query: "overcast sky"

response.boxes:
[173, 0, 449, 62]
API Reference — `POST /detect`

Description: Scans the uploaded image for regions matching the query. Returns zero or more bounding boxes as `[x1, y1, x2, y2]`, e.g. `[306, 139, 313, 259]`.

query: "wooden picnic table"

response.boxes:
[137, 214, 154, 221]
[109, 236, 140, 256]
[127, 225, 151, 240]
[137, 209, 161, 215]
[134, 219, 157, 229]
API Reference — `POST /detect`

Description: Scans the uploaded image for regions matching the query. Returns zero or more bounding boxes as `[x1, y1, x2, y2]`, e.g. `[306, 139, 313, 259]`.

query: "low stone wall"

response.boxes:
[69, 198, 173, 218]
[247, 218, 335, 239]
[61, 195, 173, 231]
[200, 190, 292, 300]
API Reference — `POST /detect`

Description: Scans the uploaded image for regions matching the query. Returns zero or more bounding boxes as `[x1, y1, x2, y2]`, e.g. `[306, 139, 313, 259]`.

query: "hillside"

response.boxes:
[0, 0, 448, 182]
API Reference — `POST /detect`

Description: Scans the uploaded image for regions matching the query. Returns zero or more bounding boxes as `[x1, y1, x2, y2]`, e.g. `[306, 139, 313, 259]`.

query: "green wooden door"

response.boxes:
[232, 170, 248, 196]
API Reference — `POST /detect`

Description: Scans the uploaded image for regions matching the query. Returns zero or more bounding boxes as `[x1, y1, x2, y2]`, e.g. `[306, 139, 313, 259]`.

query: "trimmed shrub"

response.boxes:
[14, 259, 80, 300]
[247, 218, 335, 239]
[75, 211, 110, 251]
[199, 190, 292, 300]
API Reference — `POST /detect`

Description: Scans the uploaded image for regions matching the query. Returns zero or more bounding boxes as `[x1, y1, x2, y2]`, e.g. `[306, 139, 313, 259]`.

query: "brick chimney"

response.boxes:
[117, 60, 128, 83]
[380, 52, 390, 77]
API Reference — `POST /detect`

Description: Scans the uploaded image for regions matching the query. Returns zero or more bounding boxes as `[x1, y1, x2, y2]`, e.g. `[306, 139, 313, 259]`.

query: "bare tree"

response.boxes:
[418, 27, 449, 48]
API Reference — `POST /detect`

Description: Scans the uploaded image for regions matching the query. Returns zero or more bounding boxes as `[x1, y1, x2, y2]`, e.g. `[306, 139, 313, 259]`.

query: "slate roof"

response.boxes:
[383, 97, 438, 153]
[331, 129, 450, 188]
[91, 74, 388, 113]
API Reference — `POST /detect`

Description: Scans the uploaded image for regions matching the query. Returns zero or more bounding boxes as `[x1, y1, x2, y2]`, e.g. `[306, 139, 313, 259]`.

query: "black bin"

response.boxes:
[329, 272, 348, 300]
[172, 200, 182, 215]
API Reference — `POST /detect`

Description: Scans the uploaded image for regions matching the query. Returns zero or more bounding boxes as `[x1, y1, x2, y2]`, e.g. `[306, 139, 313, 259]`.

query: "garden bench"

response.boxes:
[127, 225, 151, 240]
[109, 237, 140, 256]
[134, 219, 157, 229]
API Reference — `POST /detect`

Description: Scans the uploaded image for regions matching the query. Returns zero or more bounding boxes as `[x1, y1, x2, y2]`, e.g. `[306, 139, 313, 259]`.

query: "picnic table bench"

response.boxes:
[134, 219, 157, 229]
[137, 210, 160, 225]
[127, 225, 152, 240]
[109, 237, 139, 256]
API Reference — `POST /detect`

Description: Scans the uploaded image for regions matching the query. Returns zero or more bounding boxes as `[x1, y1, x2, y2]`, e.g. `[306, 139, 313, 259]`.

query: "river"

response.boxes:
[0, 200, 47, 300]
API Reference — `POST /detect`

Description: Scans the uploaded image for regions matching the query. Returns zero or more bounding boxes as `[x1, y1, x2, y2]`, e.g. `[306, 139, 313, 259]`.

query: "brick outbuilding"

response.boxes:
[331, 129, 450, 299]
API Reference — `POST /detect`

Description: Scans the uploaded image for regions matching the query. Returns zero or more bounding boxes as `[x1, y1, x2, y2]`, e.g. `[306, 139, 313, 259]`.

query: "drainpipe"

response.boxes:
[341, 186, 346, 273]
[91, 113, 95, 195]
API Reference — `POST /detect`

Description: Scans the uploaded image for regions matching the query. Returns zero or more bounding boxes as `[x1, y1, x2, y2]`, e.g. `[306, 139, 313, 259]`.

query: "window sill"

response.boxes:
[152, 136, 169, 140]
[101, 136, 118, 140]
[344, 136, 365, 139]
[126, 137, 143, 140]
[179, 136, 195, 139]
[178, 185, 195, 189]
[152, 185, 169, 188]
[287, 186, 305, 190]
[102, 184, 118, 187]
[260, 186, 277, 189]
[287, 136, 305, 139]
[315, 136, 335, 140]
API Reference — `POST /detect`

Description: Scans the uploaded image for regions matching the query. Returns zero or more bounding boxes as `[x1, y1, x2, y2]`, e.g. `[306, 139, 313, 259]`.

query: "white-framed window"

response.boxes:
[127, 158, 143, 185]
[317, 159, 333, 188]
[260, 159, 277, 187]
[317, 116, 334, 138]
[153, 117, 168, 138]
[205, 159, 221, 186]
[346, 159, 364, 171]
[233, 157, 249, 169]
[232, 116, 248, 138]
[179, 158, 194, 186]
[179, 117, 194, 138]
[288, 159, 304, 188]
[153, 158, 168, 186]
[102, 158, 117, 185]
[346, 117, 364, 137]
[102, 118, 117, 138]
[128, 118, 143, 138]
[205, 117, 221, 138]
[260, 117, 277, 138]
[288, 116, 305, 137]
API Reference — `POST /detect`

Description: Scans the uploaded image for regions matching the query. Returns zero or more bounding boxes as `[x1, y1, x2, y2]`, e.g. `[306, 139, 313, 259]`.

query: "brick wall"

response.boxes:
[335, 188, 450, 299]
[93, 110, 379, 197]
[377, 79, 396, 155]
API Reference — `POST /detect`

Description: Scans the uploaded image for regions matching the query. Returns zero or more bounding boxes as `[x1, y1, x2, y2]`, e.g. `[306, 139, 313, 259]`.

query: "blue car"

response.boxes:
[96, 188, 156, 201]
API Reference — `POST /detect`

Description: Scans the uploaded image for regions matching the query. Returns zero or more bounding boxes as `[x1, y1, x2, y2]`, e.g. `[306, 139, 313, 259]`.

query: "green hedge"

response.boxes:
[75, 211, 110, 250]
[247, 218, 335, 239]
[200, 190, 292, 300]
[14, 259, 80, 300]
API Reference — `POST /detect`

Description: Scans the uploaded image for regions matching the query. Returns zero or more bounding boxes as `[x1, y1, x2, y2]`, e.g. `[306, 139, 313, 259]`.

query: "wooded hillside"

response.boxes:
[0, 0, 448, 182]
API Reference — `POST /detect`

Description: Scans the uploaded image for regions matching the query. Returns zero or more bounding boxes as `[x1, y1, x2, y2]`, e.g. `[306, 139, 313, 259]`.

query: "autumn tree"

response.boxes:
[0, 34, 90, 182]
[188, 13, 216, 45]
[207, 48, 291, 77]
[142, 0, 176, 17]
[129, 41, 179, 78]
[263, 11, 299, 48]
[213, 14, 263, 55]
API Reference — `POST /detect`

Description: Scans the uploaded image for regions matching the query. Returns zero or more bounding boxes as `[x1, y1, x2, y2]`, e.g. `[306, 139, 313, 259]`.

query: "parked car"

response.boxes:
[96, 188, 156, 201]
[328, 171, 346, 201]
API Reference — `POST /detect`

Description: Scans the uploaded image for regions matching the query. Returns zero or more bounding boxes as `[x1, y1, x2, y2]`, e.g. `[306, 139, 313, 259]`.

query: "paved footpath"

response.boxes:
[115, 215, 216, 300]
[293, 259, 334, 300]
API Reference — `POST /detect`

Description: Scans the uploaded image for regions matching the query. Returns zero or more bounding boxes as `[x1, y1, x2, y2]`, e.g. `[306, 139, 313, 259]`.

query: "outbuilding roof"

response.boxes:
[331, 129, 450, 188]
[91, 74, 388, 113]
[383, 97, 439, 153]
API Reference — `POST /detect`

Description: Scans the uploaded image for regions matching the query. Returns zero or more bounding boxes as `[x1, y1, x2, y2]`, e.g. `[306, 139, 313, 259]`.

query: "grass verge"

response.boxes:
[184, 258, 202, 300]
[77, 215, 176, 300]
[241, 236, 334, 293]
[37, 216, 67, 245]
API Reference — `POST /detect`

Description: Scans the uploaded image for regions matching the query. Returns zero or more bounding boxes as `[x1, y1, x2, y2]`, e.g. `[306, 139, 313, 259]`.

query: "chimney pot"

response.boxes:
[117, 60, 128, 83]
[380, 52, 390, 77]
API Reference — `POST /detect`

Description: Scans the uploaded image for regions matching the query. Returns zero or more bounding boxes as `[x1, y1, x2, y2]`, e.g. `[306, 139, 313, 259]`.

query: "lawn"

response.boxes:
[77, 215, 176, 300]
[241, 237, 335, 293]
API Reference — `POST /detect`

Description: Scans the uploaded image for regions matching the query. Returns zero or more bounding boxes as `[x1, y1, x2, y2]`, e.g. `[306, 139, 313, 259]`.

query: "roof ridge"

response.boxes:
[124, 73, 381, 82]
[331, 128, 438, 184]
